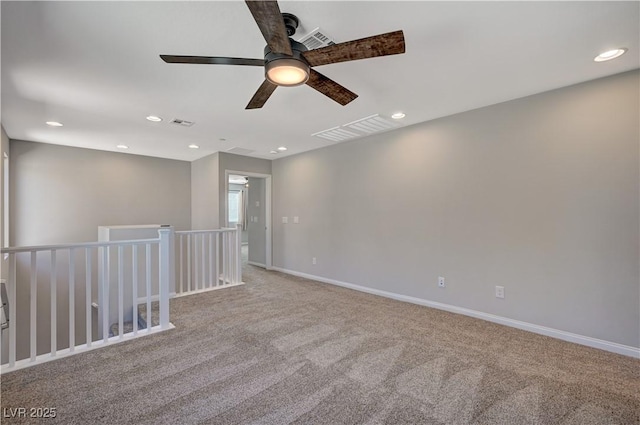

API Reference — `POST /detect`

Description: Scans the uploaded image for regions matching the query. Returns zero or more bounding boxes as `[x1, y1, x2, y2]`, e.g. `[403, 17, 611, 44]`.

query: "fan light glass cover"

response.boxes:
[266, 59, 309, 87]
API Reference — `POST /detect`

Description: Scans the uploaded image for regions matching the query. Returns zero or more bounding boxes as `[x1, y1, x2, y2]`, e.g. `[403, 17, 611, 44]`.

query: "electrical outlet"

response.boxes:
[438, 276, 445, 288]
[312, 257, 317, 265]
[495, 286, 505, 299]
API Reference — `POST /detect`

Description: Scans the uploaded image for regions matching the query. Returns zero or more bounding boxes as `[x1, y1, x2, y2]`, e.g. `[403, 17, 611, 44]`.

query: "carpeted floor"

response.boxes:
[1, 255, 639, 424]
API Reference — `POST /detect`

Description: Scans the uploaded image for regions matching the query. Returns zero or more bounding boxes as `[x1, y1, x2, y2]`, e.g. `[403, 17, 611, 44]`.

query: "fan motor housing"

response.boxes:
[263, 39, 310, 86]
[263, 39, 309, 64]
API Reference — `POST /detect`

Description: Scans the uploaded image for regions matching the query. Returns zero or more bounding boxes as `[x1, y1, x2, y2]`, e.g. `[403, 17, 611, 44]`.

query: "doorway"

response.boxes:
[225, 170, 272, 269]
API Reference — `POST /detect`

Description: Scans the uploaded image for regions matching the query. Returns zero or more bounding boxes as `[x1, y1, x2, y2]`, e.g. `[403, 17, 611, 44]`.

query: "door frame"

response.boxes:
[224, 170, 272, 269]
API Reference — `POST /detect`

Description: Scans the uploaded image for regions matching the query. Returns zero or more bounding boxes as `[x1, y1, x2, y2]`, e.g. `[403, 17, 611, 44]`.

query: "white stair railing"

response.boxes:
[0, 229, 173, 372]
[174, 225, 243, 297]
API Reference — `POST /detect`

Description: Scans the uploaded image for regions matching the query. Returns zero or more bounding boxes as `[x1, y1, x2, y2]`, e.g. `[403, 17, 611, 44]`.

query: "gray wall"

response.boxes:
[11, 141, 192, 244]
[272, 70, 640, 348]
[191, 152, 271, 230]
[248, 177, 266, 266]
[9, 141, 191, 359]
[191, 152, 219, 230]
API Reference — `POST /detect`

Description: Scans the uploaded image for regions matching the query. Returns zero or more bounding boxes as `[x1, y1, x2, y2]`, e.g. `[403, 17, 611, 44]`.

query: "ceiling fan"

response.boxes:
[160, 0, 405, 109]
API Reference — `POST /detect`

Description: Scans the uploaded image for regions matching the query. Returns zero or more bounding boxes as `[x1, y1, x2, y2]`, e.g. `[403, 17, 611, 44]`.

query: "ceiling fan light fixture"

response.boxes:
[265, 58, 309, 87]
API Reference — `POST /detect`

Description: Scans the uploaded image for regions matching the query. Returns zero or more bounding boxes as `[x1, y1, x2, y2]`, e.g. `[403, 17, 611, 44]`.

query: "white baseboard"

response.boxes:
[271, 267, 640, 359]
[173, 282, 245, 298]
[248, 261, 266, 268]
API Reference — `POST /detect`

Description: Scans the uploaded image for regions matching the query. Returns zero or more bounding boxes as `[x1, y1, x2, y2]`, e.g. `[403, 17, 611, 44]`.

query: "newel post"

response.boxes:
[158, 229, 171, 329]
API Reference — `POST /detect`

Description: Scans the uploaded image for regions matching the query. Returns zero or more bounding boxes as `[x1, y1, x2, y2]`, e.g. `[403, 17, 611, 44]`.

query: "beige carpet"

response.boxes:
[1, 260, 639, 424]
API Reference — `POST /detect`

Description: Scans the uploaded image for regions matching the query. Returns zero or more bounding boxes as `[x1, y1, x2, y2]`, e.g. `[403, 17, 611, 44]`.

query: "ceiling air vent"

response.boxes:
[312, 114, 401, 143]
[226, 147, 255, 155]
[298, 27, 335, 50]
[170, 118, 195, 127]
[343, 114, 399, 134]
[311, 126, 360, 143]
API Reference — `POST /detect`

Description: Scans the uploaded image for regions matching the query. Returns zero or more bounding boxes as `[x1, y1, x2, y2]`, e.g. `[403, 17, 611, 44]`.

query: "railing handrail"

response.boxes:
[174, 228, 237, 235]
[1, 238, 161, 254]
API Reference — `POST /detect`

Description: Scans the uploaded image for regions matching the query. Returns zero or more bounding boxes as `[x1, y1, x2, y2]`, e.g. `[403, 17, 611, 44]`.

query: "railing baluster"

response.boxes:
[201, 233, 205, 290]
[85, 248, 92, 347]
[194, 234, 199, 291]
[51, 250, 58, 356]
[229, 231, 234, 284]
[187, 234, 191, 293]
[132, 245, 138, 336]
[216, 233, 220, 286]
[179, 234, 183, 294]
[118, 245, 124, 339]
[30, 251, 37, 362]
[8, 253, 16, 367]
[69, 248, 75, 352]
[208, 234, 213, 288]
[222, 232, 227, 286]
[158, 229, 170, 329]
[102, 247, 109, 343]
[146, 243, 152, 331]
[237, 225, 242, 284]
[227, 232, 232, 285]
[232, 230, 237, 283]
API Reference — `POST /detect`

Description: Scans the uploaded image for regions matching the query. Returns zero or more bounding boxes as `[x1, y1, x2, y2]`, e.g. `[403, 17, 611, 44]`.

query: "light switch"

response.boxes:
[255, 201, 260, 207]
[293, 216, 299, 224]
[282, 217, 288, 224]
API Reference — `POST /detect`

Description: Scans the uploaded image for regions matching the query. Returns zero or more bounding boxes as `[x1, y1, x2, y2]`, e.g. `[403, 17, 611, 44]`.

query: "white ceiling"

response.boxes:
[1, 1, 638, 161]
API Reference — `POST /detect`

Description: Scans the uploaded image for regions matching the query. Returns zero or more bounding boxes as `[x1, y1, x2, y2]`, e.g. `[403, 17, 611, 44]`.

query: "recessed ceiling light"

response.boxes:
[391, 112, 406, 119]
[188, 144, 199, 149]
[277, 146, 287, 151]
[270, 151, 278, 154]
[116, 144, 129, 149]
[219, 138, 226, 142]
[146, 115, 163, 122]
[594, 48, 627, 62]
[46, 121, 63, 127]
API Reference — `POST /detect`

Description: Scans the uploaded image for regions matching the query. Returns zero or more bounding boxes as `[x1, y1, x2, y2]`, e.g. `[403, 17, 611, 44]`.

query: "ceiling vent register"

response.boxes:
[227, 147, 255, 155]
[297, 27, 336, 50]
[312, 114, 400, 143]
[170, 118, 195, 127]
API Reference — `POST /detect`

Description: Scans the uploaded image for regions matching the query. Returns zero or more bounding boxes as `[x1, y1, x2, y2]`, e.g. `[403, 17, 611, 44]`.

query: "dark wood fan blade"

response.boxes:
[305, 69, 358, 106]
[245, 1, 293, 56]
[160, 55, 264, 66]
[246, 80, 277, 109]
[302, 30, 405, 67]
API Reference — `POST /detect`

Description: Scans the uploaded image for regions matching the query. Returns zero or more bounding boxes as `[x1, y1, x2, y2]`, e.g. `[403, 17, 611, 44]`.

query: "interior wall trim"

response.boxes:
[270, 267, 640, 359]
